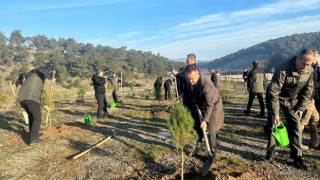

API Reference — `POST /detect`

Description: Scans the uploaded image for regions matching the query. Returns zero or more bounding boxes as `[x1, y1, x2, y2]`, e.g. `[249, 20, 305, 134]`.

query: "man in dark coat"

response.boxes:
[184, 64, 224, 160]
[92, 69, 108, 118]
[244, 60, 267, 117]
[210, 69, 218, 88]
[18, 66, 53, 145]
[265, 49, 316, 171]
[164, 78, 173, 100]
[172, 53, 197, 105]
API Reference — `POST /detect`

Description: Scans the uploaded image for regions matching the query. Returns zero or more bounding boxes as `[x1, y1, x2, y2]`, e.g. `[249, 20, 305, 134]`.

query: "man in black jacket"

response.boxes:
[18, 66, 53, 145]
[210, 69, 218, 88]
[92, 69, 108, 118]
[164, 78, 173, 100]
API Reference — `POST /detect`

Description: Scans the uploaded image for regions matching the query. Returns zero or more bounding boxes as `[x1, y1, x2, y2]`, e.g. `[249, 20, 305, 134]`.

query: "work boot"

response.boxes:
[266, 146, 275, 161]
[243, 110, 249, 116]
[293, 156, 309, 171]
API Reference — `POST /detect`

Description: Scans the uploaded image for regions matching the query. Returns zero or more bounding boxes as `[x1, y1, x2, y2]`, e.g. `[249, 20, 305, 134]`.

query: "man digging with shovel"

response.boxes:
[184, 64, 224, 176]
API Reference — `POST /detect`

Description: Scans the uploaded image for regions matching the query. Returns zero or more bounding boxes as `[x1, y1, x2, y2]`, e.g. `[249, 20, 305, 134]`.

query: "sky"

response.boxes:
[1, 0, 320, 61]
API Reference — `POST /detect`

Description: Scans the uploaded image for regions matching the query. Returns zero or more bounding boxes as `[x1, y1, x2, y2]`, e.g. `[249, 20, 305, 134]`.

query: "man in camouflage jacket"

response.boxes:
[266, 49, 316, 171]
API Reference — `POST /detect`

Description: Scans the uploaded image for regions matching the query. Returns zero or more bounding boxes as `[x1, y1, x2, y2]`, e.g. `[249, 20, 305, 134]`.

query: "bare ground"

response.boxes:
[0, 82, 319, 180]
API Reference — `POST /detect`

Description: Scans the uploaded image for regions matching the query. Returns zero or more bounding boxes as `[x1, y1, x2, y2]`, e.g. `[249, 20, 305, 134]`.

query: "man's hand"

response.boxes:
[272, 115, 280, 125]
[294, 110, 303, 119]
[200, 121, 207, 129]
[172, 69, 178, 75]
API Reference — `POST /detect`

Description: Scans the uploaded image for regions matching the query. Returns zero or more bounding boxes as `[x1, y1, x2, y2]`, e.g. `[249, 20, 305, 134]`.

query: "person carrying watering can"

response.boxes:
[265, 49, 316, 171]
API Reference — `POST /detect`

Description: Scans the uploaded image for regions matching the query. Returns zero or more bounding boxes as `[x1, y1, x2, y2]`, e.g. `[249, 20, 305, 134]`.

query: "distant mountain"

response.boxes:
[198, 31, 320, 72]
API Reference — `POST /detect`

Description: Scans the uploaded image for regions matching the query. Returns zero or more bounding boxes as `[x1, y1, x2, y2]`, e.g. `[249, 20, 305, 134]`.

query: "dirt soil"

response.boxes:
[0, 83, 320, 180]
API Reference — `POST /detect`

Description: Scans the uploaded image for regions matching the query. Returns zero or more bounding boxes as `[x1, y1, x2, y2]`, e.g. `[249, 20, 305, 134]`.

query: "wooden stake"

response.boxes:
[70, 136, 112, 160]
[45, 79, 55, 127]
[120, 71, 123, 100]
[8, 81, 16, 97]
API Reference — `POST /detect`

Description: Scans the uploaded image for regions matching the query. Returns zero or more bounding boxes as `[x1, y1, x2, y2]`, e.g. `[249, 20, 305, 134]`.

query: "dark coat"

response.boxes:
[247, 67, 267, 93]
[92, 73, 106, 95]
[164, 79, 172, 88]
[210, 72, 218, 88]
[18, 72, 44, 104]
[185, 73, 224, 133]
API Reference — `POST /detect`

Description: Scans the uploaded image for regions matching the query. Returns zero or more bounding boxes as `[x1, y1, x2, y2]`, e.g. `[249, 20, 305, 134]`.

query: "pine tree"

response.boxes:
[167, 105, 198, 180]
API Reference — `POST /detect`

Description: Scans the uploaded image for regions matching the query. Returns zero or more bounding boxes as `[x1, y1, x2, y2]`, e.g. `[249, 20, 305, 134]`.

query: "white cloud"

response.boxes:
[145, 15, 320, 60]
[87, 0, 320, 59]
[131, 0, 320, 59]
[23, 0, 131, 11]
[117, 31, 143, 38]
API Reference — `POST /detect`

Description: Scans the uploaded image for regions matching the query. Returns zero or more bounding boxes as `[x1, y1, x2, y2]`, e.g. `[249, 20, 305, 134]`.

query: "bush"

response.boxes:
[77, 86, 87, 100]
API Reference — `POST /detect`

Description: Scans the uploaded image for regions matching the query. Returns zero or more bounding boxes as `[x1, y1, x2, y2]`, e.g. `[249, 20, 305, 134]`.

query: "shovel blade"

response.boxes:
[201, 155, 215, 176]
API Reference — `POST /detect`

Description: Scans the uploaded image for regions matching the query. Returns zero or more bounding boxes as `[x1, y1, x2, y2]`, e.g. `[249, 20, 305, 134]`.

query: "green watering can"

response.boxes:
[84, 114, 91, 125]
[272, 122, 289, 147]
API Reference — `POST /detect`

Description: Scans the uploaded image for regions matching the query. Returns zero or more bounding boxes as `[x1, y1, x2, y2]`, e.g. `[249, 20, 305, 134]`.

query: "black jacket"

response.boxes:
[18, 72, 44, 104]
[164, 79, 172, 88]
[92, 73, 106, 94]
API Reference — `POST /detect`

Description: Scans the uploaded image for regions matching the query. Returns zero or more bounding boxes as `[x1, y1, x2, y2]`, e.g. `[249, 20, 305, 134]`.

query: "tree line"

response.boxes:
[0, 30, 184, 83]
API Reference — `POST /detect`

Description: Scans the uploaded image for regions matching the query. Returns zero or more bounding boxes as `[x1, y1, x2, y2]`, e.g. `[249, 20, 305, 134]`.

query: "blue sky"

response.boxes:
[1, 0, 320, 61]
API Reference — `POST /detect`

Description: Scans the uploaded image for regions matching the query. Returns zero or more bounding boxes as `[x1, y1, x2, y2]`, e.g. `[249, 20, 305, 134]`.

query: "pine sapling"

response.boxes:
[168, 105, 198, 180]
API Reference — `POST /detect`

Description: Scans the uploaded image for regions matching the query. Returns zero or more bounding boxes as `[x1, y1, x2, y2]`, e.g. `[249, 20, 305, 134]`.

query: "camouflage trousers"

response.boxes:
[300, 99, 319, 131]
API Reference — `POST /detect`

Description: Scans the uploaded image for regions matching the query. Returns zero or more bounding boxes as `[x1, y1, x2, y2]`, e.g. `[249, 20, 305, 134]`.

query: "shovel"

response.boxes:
[200, 124, 215, 176]
[196, 108, 215, 176]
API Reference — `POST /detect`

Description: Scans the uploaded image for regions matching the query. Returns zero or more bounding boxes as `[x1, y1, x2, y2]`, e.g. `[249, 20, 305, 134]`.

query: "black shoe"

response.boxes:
[29, 138, 44, 145]
[293, 156, 308, 171]
[266, 146, 275, 161]
[243, 110, 249, 116]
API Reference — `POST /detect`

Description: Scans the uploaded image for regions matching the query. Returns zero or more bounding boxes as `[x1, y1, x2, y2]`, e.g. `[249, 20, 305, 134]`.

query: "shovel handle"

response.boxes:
[202, 126, 212, 156]
[197, 107, 213, 156]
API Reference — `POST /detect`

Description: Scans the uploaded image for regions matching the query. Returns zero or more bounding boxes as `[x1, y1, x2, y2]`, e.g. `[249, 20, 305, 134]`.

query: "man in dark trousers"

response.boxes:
[184, 64, 224, 163]
[18, 66, 53, 145]
[265, 49, 316, 171]
[164, 78, 173, 100]
[244, 60, 267, 117]
[107, 71, 120, 103]
[92, 69, 108, 118]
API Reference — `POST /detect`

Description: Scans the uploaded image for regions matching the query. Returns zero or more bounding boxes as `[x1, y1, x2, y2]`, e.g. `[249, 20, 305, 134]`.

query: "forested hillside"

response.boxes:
[198, 31, 320, 72]
[0, 30, 184, 83]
